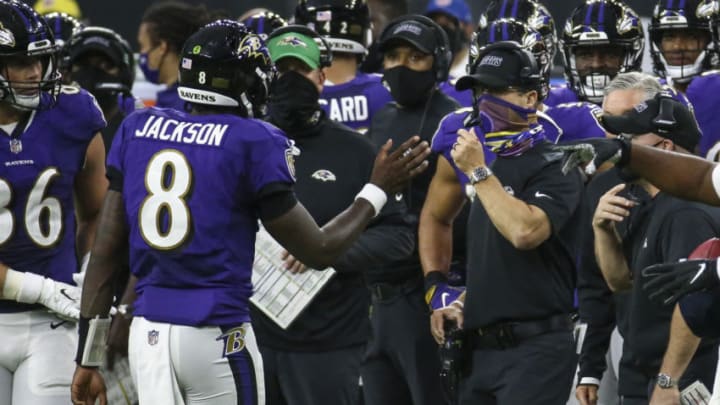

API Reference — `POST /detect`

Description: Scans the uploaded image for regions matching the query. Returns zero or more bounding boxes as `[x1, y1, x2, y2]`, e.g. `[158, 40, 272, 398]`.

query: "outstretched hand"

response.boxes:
[370, 136, 431, 194]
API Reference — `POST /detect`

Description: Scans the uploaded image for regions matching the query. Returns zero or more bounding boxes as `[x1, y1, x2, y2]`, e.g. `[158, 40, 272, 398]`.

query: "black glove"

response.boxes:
[552, 137, 631, 175]
[642, 258, 720, 305]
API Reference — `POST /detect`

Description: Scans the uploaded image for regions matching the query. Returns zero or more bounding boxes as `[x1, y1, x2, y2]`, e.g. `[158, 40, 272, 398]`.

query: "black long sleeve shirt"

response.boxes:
[251, 115, 415, 351]
[366, 89, 462, 284]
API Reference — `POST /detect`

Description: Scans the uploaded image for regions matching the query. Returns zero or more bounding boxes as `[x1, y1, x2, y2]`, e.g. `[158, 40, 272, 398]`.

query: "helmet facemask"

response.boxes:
[566, 43, 634, 104]
[0, 51, 61, 110]
[651, 28, 713, 83]
[561, 0, 645, 104]
[650, 0, 718, 83]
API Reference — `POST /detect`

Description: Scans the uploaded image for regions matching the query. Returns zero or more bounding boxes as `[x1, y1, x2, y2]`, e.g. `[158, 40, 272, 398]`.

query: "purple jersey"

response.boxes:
[106, 107, 295, 326]
[440, 77, 473, 107]
[545, 102, 605, 143]
[430, 107, 560, 185]
[545, 80, 690, 109]
[0, 88, 105, 313]
[687, 72, 720, 159]
[319, 73, 392, 133]
[545, 85, 580, 107]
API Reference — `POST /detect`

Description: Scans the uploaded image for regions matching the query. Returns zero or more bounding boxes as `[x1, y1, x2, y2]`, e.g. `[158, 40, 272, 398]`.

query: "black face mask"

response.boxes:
[382, 66, 436, 108]
[72, 66, 124, 111]
[268, 70, 322, 135]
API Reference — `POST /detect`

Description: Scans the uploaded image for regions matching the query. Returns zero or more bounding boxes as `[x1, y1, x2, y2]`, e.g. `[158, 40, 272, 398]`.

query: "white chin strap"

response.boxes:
[580, 73, 611, 104]
[660, 51, 705, 83]
[11, 91, 40, 110]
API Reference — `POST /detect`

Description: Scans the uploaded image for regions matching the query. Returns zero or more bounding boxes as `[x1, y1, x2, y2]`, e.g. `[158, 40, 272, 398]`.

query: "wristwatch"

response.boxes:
[467, 166, 493, 185]
[655, 373, 677, 389]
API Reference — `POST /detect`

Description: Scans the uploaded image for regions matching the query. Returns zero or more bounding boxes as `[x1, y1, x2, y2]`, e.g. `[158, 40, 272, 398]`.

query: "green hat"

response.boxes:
[267, 32, 321, 70]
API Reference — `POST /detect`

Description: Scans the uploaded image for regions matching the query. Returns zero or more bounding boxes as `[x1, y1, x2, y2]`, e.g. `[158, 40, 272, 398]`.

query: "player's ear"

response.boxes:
[158, 39, 169, 56]
[524, 89, 538, 108]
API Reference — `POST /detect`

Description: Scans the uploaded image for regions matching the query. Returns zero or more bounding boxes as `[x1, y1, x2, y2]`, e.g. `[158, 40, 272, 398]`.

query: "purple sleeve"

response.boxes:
[106, 114, 131, 174]
[440, 80, 474, 108]
[86, 93, 107, 133]
[247, 125, 296, 195]
[547, 102, 605, 143]
[430, 110, 498, 185]
[687, 74, 720, 158]
[55, 89, 106, 141]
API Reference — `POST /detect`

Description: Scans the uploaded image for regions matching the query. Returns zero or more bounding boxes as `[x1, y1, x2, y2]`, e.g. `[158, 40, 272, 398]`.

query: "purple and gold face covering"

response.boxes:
[476, 93, 544, 157]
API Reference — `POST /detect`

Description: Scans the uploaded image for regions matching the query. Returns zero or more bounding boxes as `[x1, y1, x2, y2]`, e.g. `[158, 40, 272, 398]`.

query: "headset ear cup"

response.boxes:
[519, 66, 531, 79]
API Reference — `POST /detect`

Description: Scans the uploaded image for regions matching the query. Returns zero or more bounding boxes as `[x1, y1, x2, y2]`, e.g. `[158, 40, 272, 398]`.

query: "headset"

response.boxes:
[267, 24, 333, 68]
[474, 40, 541, 91]
[378, 14, 452, 82]
[463, 41, 543, 128]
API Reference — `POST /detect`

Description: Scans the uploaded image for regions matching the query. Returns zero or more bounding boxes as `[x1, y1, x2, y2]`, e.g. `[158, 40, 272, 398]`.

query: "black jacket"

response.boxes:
[251, 114, 415, 351]
[576, 169, 648, 384]
[366, 88, 462, 284]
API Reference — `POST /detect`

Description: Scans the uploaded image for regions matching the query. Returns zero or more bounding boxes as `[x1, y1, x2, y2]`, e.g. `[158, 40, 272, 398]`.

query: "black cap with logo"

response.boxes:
[601, 92, 701, 153]
[379, 19, 439, 54]
[455, 40, 541, 92]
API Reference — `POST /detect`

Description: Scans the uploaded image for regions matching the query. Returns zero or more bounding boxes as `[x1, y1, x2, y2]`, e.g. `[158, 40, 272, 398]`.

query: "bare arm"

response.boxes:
[418, 156, 466, 276]
[629, 145, 720, 205]
[472, 175, 552, 250]
[593, 227, 631, 292]
[451, 129, 551, 250]
[658, 305, 701, 379]
[74, 133, 108, 256]
[592, 184, 634, 292]
[264, 200, 376, 269]
[80, 191, 129, 318]
[649, 305, 700, 404]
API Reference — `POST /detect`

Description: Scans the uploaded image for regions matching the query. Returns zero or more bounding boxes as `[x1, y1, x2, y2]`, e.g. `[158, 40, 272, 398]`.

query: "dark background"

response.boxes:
[32, 0, 656, 49]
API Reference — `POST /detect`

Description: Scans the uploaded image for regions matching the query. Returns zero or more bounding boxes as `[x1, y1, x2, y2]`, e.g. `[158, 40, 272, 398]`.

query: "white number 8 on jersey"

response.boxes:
[139, 149, 193, 250]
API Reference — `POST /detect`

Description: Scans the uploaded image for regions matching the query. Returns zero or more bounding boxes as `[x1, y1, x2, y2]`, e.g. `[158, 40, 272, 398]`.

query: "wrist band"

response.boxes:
[4, 269, 43, 304]
[2, 268, 23, 300]
[355, 183, 387, 217]
[424, 271, 448, 293]
[75, 316, 111, 367]
[75, 317, 91, 365]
